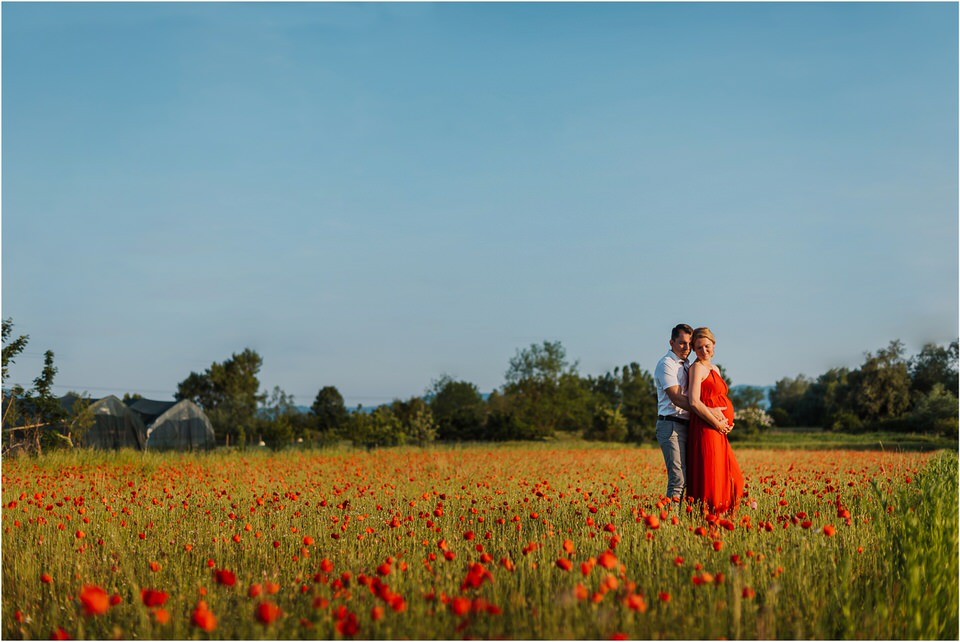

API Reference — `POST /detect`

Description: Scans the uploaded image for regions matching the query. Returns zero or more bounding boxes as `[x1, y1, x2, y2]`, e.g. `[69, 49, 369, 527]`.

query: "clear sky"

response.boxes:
[2, 2, 957, 408]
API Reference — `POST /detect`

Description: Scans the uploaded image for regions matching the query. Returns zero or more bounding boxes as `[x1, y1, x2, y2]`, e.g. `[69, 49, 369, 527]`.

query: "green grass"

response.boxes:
[729, 427, 957, 451]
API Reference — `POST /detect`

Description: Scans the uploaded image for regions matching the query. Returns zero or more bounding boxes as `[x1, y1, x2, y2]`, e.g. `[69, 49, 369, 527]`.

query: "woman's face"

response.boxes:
[694, 337, 715, 361]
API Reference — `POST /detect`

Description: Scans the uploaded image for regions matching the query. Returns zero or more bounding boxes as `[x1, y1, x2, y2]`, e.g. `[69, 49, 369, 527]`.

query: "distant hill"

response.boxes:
[294, 404, 377, 414]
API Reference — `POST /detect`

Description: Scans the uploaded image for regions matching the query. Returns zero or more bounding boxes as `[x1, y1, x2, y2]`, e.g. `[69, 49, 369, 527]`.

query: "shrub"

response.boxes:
[583, 404, 628, 442]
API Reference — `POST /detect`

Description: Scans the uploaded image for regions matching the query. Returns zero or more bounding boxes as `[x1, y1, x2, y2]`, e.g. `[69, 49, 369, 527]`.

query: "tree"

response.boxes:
[554, 373, 596, 433]
[847, 340, 911, 426]
[428, 375, 486, 441]
[729, 386, 767, 412]
[347, 405, 405, 449]
[909, 340, 959, 397]
[504, 340, 574, 387]
[501, 341, 581, 439]
[589, 363, 658, 443]
[391, 396, 437, 446]
[799, 367, 852, 431]
[311, 385, 349, 438]
[583, 403, 628, 442]
[2, 318, 29, 389]
[256, 386, 302, 449]
[483, 389, 525, 441]
[176, 348, 265, 447]
[1, 319, 67, 453]
[63, 393, 96, 448]
[768, 375, 811, 427]
[907, 384, 958, 437]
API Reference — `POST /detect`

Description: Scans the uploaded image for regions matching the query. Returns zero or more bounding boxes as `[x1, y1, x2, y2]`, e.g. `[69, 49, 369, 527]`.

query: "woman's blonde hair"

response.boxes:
[692, 326, 716, 346]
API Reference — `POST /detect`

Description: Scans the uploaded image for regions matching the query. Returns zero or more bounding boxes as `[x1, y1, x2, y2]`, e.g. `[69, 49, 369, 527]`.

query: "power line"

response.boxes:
[4, 381, 178, 397]
[4, 380, 391, 407]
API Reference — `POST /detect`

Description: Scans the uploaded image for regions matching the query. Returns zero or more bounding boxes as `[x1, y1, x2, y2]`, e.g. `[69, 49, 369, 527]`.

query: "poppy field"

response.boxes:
[2, 444, 957, 640]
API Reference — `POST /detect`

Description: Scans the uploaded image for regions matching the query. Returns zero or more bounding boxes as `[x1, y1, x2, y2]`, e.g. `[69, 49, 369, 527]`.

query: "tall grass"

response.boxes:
[2, 445, 956, 639]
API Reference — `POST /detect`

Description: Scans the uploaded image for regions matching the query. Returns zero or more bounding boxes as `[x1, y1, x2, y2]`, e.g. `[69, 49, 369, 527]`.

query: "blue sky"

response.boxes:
[3, 2, 957, 408]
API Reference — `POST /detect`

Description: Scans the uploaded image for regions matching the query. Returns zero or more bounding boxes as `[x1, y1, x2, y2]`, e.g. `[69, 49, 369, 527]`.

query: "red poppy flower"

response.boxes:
[141, 588, 169, 607]
[51, 626, 71, 640]
[255, 601, 282, 625]
[598, 550, 618, 570]
[555, 557, 573, 571]
[41, 572, 53, 584]
[390, 595, 407, 612]
[625, 593, 647, 612]
[191, 600, 217, 631]
[450, 596, 471, 616]
[823, 524, 837, 536]
[214, 568, 237, 586]
[79, 585, 110, 616]
[461, 562, 493, 590]
[335, 610, 359, 636]
[153, 608, 170, 624]
[574, 583, 589, 600]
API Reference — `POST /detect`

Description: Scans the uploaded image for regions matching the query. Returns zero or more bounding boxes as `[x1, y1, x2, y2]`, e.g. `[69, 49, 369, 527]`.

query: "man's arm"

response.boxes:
[664, 385, 691, 412]
[665, 385, 730, 429]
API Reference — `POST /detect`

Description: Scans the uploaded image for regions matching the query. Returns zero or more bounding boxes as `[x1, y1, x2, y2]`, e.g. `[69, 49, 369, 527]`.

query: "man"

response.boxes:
[654, 323, 729, 500]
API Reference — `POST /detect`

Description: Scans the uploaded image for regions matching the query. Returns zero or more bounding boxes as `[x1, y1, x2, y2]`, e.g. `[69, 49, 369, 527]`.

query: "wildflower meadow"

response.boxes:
[2, 444, 957, 640]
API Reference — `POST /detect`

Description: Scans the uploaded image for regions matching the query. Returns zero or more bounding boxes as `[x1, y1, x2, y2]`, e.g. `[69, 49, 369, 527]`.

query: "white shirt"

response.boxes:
[654, 350, 690, 418]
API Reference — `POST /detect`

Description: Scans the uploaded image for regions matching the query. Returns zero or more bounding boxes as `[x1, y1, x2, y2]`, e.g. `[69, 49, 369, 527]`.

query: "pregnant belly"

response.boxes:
[706, 396, 735, 422]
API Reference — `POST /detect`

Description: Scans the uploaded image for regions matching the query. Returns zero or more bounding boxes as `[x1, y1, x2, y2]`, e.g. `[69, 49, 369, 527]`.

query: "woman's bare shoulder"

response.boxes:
[688, 361, 709, 377]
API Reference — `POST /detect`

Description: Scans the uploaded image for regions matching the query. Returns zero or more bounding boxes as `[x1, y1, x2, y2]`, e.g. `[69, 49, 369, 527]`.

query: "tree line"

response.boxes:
[767, 339, 958, 435]
[171, 338, 959, 449]
[3, 317, 957, 452]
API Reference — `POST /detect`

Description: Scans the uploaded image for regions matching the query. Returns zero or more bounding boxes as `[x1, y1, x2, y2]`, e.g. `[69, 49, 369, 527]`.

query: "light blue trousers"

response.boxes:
[656, 418, 688, 499]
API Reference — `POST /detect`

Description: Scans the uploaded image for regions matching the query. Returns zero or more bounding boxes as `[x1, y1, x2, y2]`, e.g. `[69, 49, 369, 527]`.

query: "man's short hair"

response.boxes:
[671, 324, 694, 340]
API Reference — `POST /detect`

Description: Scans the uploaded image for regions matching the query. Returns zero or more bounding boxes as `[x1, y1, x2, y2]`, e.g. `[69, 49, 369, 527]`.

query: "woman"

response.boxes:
[686, 327, 744, 514]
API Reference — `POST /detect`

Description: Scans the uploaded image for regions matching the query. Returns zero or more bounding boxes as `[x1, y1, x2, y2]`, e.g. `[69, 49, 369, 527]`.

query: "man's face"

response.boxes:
[670, 331, 692, 360]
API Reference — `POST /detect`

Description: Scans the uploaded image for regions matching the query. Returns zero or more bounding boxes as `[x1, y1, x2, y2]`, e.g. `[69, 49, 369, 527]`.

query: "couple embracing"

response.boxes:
[654, 323, 744, 514]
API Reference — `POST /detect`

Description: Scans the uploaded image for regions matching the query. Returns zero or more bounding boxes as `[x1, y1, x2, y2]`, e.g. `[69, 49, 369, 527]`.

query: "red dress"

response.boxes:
[686, 368, 744, 514]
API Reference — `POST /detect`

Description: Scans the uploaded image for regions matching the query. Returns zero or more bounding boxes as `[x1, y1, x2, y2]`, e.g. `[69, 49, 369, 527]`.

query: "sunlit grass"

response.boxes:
[3, 445, 956, 639]
[731, 428, 956, 451]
